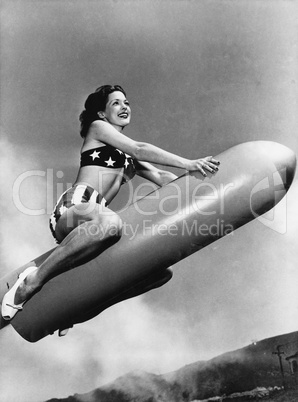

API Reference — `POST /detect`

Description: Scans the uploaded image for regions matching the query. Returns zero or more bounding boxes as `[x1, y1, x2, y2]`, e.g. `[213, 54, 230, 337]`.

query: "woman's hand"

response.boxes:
[186, 156, 220, 177]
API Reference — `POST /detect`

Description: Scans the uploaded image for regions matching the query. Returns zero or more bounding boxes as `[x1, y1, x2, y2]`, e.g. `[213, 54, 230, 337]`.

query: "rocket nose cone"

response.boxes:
[259, 141, 297, 190]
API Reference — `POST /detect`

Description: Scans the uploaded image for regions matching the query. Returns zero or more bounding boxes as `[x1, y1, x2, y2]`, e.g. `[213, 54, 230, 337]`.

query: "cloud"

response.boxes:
[0, 135, 53, 271]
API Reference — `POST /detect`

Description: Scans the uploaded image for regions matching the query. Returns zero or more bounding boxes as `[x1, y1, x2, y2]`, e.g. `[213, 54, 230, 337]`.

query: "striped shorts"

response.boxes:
[49, 184, 107, 243]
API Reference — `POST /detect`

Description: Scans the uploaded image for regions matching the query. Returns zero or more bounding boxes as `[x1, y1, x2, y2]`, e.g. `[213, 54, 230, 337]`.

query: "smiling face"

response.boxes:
[99, 91, 131, 131]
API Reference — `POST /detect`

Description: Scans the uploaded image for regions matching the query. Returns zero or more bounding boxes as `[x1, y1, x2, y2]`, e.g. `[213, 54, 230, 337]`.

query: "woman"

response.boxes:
[1, 85, 220, 324]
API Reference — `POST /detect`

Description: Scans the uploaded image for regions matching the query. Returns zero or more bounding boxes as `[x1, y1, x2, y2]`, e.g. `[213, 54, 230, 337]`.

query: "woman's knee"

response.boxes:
[105, 213, 123, 238]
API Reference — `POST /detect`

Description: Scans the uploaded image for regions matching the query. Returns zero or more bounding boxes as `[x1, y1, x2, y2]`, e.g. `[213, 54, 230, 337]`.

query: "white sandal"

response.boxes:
[1, 266, 37, 320]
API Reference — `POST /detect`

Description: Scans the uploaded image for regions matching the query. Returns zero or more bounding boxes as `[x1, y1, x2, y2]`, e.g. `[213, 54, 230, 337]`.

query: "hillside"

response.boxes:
[46, 331, 298, 402]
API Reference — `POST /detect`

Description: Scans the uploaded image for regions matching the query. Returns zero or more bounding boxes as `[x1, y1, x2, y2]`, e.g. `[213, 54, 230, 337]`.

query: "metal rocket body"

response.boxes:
[0, 141, 296, 342]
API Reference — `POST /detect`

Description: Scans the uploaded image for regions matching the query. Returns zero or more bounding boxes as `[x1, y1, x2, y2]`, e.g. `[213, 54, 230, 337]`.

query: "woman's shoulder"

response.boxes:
[88, 120, 116, 141]
[84, 120, 107, 141]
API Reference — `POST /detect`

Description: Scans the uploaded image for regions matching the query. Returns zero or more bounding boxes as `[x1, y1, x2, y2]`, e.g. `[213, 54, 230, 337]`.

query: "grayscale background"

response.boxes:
[0, 1, 297, 401]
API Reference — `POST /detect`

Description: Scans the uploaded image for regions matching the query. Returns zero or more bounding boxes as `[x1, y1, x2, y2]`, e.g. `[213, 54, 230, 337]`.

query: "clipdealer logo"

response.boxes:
[250, 168, 288, 234]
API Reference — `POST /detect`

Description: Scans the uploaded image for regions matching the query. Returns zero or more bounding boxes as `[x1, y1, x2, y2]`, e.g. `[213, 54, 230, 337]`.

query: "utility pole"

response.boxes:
[273, 345, 287, 390]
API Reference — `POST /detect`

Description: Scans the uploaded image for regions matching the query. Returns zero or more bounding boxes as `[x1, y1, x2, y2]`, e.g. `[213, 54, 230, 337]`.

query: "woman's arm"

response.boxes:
[135, 160, 178, 187]
[90, 120, 220, 176]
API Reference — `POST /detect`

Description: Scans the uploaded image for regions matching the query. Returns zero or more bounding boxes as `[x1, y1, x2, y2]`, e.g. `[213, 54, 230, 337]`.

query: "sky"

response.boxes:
[0, 0, 298, 401]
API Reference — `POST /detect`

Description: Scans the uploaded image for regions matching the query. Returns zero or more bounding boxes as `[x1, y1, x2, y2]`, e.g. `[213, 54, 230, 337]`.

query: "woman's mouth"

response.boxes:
[118, 112, 129, 119]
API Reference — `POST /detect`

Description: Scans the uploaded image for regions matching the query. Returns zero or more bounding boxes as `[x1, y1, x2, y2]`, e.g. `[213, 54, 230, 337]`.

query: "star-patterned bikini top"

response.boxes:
[80, 145, 136, 184]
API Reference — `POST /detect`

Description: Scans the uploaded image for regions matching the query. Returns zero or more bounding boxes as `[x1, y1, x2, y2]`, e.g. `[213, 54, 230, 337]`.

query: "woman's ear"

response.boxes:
[97, 111, 105, 119]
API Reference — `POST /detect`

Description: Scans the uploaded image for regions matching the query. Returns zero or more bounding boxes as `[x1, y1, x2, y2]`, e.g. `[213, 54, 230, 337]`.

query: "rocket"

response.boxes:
[0, 141, 296, 342]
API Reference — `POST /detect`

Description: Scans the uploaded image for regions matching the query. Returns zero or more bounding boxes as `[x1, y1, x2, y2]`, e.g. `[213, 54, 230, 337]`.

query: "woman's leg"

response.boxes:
[6, 202, 122, 307]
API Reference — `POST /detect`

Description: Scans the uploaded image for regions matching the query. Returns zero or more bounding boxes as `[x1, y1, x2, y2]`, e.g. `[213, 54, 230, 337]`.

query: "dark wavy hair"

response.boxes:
[79, 85, 126, 138]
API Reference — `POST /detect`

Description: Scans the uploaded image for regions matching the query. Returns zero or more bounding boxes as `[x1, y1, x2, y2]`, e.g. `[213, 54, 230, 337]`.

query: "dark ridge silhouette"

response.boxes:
[45, 331, 298, 402]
